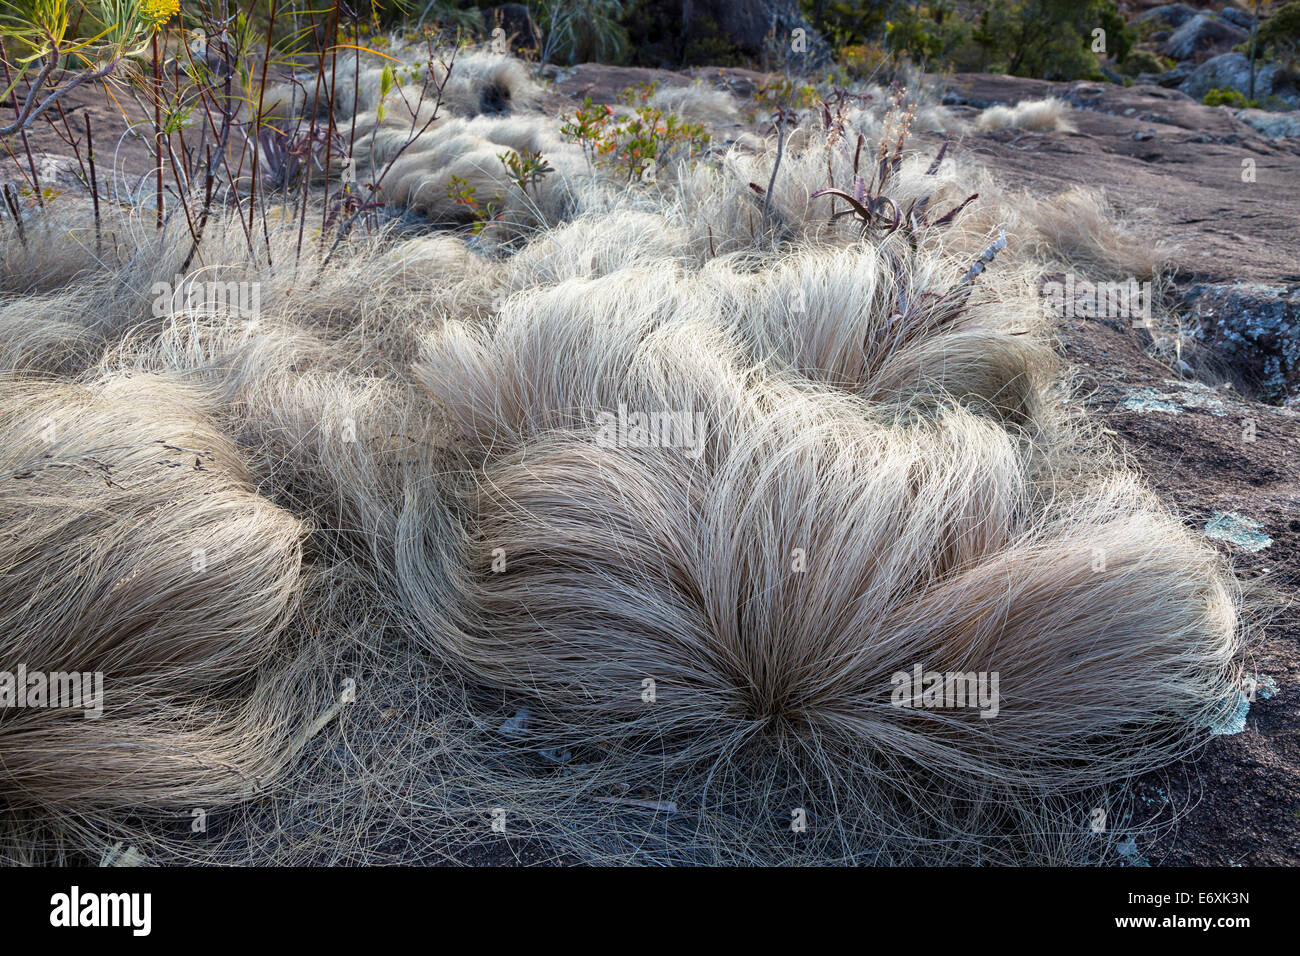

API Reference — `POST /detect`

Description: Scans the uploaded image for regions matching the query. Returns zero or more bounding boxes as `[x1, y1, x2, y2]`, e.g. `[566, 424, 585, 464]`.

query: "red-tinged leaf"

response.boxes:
[932, 192, 978, 227]
[869, 196, 901, 233]
[925, 138, 949, 176]
[811, 187, 873, 221]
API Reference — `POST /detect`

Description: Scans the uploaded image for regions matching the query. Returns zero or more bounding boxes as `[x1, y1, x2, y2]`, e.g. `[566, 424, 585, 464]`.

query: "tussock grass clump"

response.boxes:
[370, 113, 591, 233]
[342, 50, 541, 121]
[648, 83, 742, 125]
[268, 49, 542, 126]
[697, 241, 1054, 427]
[976, 97, 1075, 132]
[0, 375, 312, 813]
[457, 408, 1238, 775]
[413, 286, 1241, 859]
[1013, 186, 1170, 281]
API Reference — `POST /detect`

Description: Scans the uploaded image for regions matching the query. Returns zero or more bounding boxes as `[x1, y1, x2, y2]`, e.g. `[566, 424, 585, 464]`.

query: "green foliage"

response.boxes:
[978, 0, 1123, 79]
[1, 0, 94, 51]
[1097, 1, 1133, 65]
[751, 76, 821, 118]
[558, 97, 616, 166]
[678, 8, 747, 67]
[559, 88, 709, 183]
[884, 4, 973, 66]
[617, 80, 658, 104]
[446, 174, 502, 235]
[1121, 48, 1171, 76]
[498, 147, 553, 194]
[617, 105, 708, 181]
[802, 0, 1134, 81]
[1258, 1, 1300, 60]
[1202, 86, 1258, 108]
[538, 0, 628, 65]
[0, 0, 167, 140]
[414, 1, 485, 35]
[1, 0, 160, 61]
[801, 0, 889, 47]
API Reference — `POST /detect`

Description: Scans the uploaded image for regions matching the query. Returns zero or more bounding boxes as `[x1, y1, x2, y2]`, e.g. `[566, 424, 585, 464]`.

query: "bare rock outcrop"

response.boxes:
[1179, 52, 1300, 106]
[1164, 13, 1249, 61]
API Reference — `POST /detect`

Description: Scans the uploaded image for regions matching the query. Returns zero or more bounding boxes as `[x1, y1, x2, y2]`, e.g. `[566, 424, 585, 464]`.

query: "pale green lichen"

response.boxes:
[1122, 387, 1181, 414]
[1208, 692, 1251, 736]
[1205, 674, 1279, 736]
[1163, 380, 1228, 416]
[1204, 512, 1272, 552]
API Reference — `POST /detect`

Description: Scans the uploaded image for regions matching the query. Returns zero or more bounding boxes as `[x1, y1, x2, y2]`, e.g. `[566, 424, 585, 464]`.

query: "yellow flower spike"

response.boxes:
[143, 0, 180, 24]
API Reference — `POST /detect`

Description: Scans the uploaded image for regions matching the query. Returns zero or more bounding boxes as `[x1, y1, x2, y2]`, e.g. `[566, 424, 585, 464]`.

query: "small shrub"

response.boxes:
[1202, 87, 1258, 108]
[1258, 2, 1300, 61]
[617, 80, 659, 105]
[560, 90, 709, 183]
[837, 41, 889, 78]
[447, 174, 502, 235]
[615, 107, 709, 182]
[750, 76, 821, 121]
[499, 148, 554, 196]
[1121, 48, 1170, 77]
